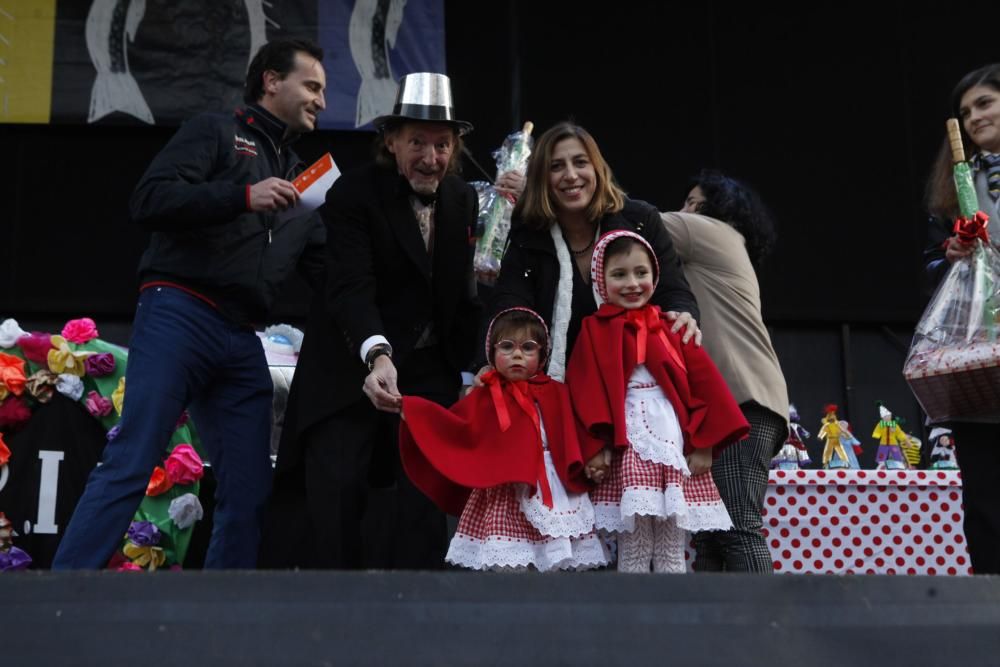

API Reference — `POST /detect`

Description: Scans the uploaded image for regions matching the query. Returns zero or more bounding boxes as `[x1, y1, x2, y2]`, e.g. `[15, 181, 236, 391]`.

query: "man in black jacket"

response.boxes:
[53, 38, 327, 569]
[264, 73, 481, 569]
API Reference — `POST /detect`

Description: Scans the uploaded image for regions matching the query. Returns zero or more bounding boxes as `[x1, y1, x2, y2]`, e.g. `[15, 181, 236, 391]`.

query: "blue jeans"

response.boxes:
[52, 286, 273, 569]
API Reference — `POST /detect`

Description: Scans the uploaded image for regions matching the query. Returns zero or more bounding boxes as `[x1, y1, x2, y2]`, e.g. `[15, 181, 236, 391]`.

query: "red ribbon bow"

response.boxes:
[954, 211, 991, 245]
[625, 308, 686, 372]
[481, 370, 553, 507]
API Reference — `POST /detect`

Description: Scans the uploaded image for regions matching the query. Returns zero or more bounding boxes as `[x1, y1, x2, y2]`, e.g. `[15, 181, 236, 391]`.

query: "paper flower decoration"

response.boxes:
[164, 444, 204, 485]
[84, 391, 113, 418]
[0, 547, 32, 571]
[84, 353, 116, 378]
[0, 319, 26, 348]
[25, 370, 58, 403]
[16, 332, 53, 364]
[47, 336, 91, 377]
[111, 377, 125, 416]
[145, 466, 173, 496]
[126, 520, 162, 547]
[123, 543, 165, 571]
[0, 354, 26, 396]
[168, 493, 204, 529]
[55, 374, 84, 401]
[61, 318, 100, 344]
[0, 396, 32, 430]
[117, 562, 143, 572]
[0, 434, 10, 466]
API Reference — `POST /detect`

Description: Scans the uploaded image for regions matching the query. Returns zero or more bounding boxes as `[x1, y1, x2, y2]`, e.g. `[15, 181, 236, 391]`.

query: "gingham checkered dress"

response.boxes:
[446, 418, 609, 572]
[591, 365, 733, 534]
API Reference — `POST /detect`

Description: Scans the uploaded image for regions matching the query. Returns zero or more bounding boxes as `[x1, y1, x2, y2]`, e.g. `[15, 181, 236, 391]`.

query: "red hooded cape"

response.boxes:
[566, 303, 749, 455]
[399, 371, 596, 516]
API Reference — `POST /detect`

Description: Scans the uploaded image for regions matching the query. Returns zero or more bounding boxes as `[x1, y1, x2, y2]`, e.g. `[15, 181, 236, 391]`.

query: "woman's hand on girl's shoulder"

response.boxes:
[665, 311, 702, 346]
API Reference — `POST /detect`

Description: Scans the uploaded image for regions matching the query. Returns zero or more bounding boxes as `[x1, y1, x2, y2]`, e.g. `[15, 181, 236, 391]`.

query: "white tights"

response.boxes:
[617, 516, 687, 573]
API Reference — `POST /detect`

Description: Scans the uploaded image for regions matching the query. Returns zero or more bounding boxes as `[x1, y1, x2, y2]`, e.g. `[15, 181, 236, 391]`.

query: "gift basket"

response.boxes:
[904, 119, 1000, 421]
[472, 122, 534, 277]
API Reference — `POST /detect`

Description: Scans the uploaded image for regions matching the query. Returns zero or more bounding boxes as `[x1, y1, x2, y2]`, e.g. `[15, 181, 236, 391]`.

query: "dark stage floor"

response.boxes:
[5, 571, 1000, 666]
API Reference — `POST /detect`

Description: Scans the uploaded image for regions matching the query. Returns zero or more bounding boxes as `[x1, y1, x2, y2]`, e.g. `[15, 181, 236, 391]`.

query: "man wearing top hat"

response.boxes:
[264, 73, 481, 569]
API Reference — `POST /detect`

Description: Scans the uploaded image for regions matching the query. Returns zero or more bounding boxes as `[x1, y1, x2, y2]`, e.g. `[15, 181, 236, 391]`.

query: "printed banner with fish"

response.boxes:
[0, 0, 444, 130]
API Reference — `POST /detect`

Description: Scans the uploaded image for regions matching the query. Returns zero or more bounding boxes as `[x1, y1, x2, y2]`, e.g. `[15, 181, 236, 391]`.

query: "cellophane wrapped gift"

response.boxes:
[905, 229, 1000, 421]
[473, 128, 534, 275]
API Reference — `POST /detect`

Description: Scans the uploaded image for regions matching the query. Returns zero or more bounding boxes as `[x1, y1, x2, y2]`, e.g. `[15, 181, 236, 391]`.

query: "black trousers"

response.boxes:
[947, 422, 1000, 574]
[693, 403, 786, 573]
[264, 346, 458, 569]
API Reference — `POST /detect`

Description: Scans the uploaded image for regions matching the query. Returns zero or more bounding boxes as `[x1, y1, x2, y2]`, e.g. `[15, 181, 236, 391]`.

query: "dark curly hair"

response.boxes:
[688, 169, 777, 267]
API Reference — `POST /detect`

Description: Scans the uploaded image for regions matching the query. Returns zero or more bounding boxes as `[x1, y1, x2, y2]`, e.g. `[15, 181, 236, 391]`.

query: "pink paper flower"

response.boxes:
[117, 562, 143, 572]
[84, 390, 113, 418]
[164, 444, 204, 485]
[16, 333, 53, 364]
[61, 318, 100, 344]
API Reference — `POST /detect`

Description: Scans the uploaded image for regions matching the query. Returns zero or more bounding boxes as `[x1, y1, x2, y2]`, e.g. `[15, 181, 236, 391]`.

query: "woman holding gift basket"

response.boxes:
[921, 63, 1000, 574]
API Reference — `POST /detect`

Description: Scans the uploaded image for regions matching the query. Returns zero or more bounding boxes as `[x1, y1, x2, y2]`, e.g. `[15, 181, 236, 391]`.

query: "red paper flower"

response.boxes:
[0, 434, 10, 466]
[16, 333, 54, 365]
[145, 466, 174, 496]
[0, 396, 32, 431]
[0, 354, 26, 396]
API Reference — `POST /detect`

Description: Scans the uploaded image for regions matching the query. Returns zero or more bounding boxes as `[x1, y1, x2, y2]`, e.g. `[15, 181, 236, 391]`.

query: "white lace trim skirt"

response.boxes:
[591, 370, 732, 535]
[445, 459, 608, 572]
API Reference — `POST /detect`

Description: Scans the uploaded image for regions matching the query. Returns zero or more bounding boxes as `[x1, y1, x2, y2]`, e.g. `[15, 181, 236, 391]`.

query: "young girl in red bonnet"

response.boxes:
[399, 308, 608, 571]
[566, 230, 750, 572]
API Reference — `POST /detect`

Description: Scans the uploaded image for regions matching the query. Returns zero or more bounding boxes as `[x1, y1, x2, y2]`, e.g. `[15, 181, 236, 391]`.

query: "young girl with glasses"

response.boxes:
[399, 308, 609, 571]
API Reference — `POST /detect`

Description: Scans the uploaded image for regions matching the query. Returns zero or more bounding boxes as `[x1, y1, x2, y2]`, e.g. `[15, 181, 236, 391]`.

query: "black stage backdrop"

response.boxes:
[1, 0, 995, 435]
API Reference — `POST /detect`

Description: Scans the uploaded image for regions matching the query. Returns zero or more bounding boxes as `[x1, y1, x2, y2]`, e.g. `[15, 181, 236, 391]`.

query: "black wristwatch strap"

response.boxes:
[366, 345, 392, 371]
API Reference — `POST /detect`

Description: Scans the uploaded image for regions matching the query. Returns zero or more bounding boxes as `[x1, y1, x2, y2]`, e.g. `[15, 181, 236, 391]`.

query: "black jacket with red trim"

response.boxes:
[130, 104, 325, 324]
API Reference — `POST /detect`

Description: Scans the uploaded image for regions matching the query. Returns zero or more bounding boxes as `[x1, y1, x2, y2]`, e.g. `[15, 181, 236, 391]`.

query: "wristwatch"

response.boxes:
[366, 344, 392, 372]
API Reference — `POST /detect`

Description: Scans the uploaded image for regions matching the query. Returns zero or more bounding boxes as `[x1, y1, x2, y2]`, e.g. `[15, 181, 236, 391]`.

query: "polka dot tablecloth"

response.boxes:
[763, 469, 970, 575]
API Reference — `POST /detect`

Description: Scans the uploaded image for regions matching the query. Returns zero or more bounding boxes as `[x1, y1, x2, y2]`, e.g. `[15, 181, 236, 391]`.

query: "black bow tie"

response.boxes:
[399, 176, 439, 206]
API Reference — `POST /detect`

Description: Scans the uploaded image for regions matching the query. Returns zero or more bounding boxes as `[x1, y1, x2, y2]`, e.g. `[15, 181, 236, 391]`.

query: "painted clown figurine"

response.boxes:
[871, 404, 908, 470]
[771, 404, 812, 470]
[928, 427, 959, 470]
[817, 404, 853, 469]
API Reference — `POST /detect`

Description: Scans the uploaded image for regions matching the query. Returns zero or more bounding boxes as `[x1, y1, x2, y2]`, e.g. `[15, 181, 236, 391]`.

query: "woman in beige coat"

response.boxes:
[661, 170, 789, 572]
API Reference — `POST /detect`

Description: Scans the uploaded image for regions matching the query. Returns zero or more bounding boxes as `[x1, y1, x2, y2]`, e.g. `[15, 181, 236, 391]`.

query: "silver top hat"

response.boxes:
[371, 72, 473, 135]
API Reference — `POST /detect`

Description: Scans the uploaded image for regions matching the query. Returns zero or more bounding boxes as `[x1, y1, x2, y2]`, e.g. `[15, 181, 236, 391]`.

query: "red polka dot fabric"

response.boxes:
[685, 470, 971, 575]
[764, 470, 970, 575]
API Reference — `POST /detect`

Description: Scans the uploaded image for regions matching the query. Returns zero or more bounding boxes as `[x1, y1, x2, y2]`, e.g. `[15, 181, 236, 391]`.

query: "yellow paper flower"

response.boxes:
[46, 335, 91, 377]
[122, 542, 166, 571]
[112, 376, 126, 415]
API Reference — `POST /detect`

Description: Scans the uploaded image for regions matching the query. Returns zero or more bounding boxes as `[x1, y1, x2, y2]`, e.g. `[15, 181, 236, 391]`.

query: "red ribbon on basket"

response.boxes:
[481, 370, 553, 508]
[954, 211, 991, 245]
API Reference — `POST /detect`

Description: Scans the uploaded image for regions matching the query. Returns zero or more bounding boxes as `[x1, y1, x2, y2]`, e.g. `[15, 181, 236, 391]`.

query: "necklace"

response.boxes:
[568, 224, 598, 256]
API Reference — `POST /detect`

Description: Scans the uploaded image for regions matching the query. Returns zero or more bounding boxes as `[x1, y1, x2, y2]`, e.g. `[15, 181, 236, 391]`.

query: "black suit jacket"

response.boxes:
[276, 162, 481, 471]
